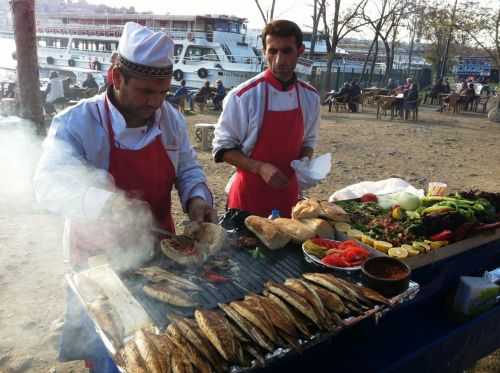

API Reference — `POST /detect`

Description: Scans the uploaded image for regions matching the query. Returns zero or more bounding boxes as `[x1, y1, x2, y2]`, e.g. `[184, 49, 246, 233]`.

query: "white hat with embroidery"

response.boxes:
[117, 22, 174, 78]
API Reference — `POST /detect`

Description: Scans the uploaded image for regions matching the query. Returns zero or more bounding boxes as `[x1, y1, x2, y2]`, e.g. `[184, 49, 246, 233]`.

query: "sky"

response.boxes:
[84, 0, 310, 30]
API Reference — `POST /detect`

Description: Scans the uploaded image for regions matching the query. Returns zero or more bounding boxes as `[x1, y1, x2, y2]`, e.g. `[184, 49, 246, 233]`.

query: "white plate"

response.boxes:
[302, 240, 366, 271]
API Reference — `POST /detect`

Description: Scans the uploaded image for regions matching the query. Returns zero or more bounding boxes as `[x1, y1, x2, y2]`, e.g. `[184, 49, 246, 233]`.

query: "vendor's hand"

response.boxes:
[188, 197, 217, 223]
[257, 162, 289, 189]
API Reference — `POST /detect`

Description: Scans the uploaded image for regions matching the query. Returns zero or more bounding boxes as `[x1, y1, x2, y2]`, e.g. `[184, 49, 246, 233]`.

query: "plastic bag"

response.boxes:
[291, 153, 332, 191]
[329, 178, 424, 202]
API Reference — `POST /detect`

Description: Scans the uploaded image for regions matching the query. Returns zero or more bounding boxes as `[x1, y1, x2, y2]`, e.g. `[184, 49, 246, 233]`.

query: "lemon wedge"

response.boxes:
[347, 228, 363, 240]
[388, 247, 409, 258]
[334, 222, 351, 233]
[373, 240, 393, 253]
[361, 234, 375, 247]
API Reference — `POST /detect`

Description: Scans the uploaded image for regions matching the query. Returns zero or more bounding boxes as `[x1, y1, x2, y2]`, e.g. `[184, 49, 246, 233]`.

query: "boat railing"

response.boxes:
[182, 54, 262, 65]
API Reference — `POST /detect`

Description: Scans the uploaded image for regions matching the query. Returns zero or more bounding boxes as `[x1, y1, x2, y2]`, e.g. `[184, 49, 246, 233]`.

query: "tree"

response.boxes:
[321, 0, 368, 91]
[455, 4, 500, 69]
[254, 0, 277, 24]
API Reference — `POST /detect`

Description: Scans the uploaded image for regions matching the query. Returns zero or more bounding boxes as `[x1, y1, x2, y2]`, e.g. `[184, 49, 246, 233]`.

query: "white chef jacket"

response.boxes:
[34, 91, 212, 258]
[212, 71, 320, 161]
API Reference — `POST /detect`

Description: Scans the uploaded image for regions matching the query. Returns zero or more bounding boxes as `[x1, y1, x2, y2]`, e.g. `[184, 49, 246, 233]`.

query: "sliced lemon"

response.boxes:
[412, 241, 430, 253]
[388, 247, 409, 258]
[407, 248, 420, 256]
[361, 234, 375, 247]
[429, 240, 449, 250]
[347, 228, 363, 240]
[334, 222, 351, 233]
[373, 240, 393, 253]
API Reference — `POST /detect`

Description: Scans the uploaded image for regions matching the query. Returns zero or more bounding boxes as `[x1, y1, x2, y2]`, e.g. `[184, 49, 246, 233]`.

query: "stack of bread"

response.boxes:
[244, 199, 350, 250]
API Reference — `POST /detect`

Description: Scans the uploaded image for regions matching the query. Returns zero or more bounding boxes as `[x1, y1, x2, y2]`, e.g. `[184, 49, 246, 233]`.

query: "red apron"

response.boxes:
[227, 70, 304, 218]
[69, 98, 176, 266]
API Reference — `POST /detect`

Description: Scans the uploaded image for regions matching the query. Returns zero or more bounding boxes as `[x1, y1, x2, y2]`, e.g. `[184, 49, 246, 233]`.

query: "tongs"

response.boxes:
[151, 226, 195, 246]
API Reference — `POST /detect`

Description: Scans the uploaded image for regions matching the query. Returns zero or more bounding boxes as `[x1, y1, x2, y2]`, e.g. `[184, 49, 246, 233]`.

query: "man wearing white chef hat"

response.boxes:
[35, 22, 216, 370]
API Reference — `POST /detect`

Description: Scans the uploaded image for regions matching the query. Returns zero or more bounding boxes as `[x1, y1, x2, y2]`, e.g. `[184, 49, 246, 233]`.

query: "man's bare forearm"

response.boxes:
[222, 149, 262, 174]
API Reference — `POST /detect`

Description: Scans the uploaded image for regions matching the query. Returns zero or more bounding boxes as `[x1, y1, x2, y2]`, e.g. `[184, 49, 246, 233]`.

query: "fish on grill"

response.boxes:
[88, 296, 124, 349]
[302, 273, 362, 306]
[195, 309, 240, 363]
[264, 291, 314, 338]
[250, 294, 299, 338]
[120, 340, 148, 373]
[228, 320, 252, 344]
[166, 323, 213, 373]
[170, 344, 194, 373]
[283, 279, 331, 331]
[175, 318, 226, 372]
[136, 266, 200, 291]
[143, 282, 198, 307]
[218, 303, 275, 352]
[230, 298, 278, 343]
[145, 331, 174, 373]
[134, 329, 166, 373]
[335, 278, 391, 306]
[306, 283, 348, 316]
[242, 344, 266, 367]
[265, 281, 323, 329]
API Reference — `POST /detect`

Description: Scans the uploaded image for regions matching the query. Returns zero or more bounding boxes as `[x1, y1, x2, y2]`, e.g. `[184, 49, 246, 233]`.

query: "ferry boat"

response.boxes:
[0, 13, 313, 89]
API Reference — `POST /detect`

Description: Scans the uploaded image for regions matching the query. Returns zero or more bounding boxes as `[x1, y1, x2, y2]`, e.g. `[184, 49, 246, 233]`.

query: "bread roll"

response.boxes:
[291, 199, 321, 220]
[299, 218, 335, 239]
[191, 222, 226, 255]
[244, 216, 291, 250]
[272, 218, 316, 242]
[319, 201, 350, 222]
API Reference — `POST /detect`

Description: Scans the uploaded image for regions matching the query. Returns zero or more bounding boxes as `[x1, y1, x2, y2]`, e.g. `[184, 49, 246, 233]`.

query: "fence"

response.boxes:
[310, 67, 432, 97]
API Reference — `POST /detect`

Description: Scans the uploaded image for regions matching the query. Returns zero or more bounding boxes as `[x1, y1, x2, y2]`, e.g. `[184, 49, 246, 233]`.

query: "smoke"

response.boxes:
[0, 116, 41, 211]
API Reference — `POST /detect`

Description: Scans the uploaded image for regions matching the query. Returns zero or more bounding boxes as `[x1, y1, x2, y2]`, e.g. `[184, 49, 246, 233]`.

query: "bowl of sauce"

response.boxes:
[361, 256, 411, 297]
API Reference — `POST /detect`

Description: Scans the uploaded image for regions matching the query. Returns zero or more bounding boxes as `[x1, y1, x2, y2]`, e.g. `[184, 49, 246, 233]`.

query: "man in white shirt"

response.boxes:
[34, 22, 215, 370]
[212, 20, 320, 218]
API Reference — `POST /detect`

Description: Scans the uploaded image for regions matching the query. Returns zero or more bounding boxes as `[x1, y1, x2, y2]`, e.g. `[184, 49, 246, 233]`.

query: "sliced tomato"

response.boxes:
[321, 253, 351, 267]
[311, 238, 339, 250]
[360, 193, 378, 203]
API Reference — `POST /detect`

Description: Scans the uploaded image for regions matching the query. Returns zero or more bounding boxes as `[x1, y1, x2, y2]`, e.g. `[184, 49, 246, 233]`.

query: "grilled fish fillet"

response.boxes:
[264, 291, 314, 338]
[338, 279, 391, 306]
[230, 299, 278, 343]
[265, 281, 323, 328]
[166, 323, 213, 373]
[218, 303, 274, 352]
[134, 329, 165, 373]
[175, 318, 225, 372]
[170, 345, 194, 373]
[195, 309, 239, 363]
[253, 294, 299, 338]
[121, 340, 148, 373]
[88, 297, 124, 349]
[242, 344, 266, 367]
[283, 279, 330, 330]
[136, 266, 200, 291]
[306, 283, 347, 315]
[302, 273, 361, 306]
[143, 283, 197, 307]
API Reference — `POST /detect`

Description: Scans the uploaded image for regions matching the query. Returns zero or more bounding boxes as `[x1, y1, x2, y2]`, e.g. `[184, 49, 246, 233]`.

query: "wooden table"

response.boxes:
[375, 95, 404, 120]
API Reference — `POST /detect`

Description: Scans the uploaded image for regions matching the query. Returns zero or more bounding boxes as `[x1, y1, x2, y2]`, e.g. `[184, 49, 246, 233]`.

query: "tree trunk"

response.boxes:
[11, 0, 44, 133]
[369, 38, 379, 84]
[360, 36, 376, 85]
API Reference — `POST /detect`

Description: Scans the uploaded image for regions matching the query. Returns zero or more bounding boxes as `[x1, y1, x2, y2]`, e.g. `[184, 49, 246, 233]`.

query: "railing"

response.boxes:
[182, 54, 262, 65]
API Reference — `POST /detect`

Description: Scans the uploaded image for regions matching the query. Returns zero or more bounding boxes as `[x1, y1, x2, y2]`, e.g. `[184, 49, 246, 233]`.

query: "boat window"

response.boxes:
[173, 21, 188, 31]
[174, 44, 183, 63]
[229, 22, 240, 34]
[214, 21, 229, 32]
[185, 46, 219, 62]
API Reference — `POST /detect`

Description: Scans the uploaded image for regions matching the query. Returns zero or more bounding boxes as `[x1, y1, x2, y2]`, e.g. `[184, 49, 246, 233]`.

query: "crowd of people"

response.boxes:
[324, 80, 362, 112]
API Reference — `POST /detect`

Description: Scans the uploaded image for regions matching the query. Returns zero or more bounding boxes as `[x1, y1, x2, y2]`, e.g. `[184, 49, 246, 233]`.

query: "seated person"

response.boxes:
[328, 82, 351, 111]
[43, 71, 66, 115]
[442, 79, 451, 94]
[82, 73, 99, 97]
[348, 80, 361, 112]
[193, 80, 212, 111]
[404, 82, 419, 111]
[212, 80, 226, 110]
[427, 78, 443, 104]
[462, 83, 476, 110]
[167, 79, 192, 111]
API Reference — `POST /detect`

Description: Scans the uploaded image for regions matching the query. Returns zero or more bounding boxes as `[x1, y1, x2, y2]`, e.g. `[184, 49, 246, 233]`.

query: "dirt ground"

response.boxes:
[1, 102, 500, 372]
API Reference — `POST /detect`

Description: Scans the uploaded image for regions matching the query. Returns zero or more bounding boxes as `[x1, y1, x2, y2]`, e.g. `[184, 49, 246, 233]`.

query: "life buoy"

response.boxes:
[173, 69, 184, 81]
[197, 67, 208, 79]
[46, 56, 54, 65]
[68, 59, 75, 67]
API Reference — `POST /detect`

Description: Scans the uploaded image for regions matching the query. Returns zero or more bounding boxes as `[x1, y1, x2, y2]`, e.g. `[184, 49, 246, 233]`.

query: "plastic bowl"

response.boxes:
[361, 256, 411, 297]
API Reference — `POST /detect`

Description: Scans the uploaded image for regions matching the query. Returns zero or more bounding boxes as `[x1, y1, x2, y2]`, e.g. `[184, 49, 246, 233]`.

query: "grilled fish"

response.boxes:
[143, 283, 198, 307]
[302, 273, 362, 306]
[242, 344, 266, 367]
[166, 323, 213, 373]
[264, 291, 314, 338]
[175, 318, 225, 372]
[88, 296, 124, 349]
[134, 329, 165, 373]
[265, 281, 323, 329]
[230, 298, 278, 343]
[136, 266, 200, 291]
[283, 279, 330, 330]
[306, 283, 347, 315]
[251, 294, 299, 338]
[145, 331, 174, 373]
[121, 340, 148, 373]
[195, 309, 239, 363]
[170, 345, 194, 373]
[219, 303, 275, 352]
[340, 280, 391, 306]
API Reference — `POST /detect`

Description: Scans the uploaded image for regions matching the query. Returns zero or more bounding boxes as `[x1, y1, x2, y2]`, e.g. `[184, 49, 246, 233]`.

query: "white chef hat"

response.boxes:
[117, 22, 174, 78]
